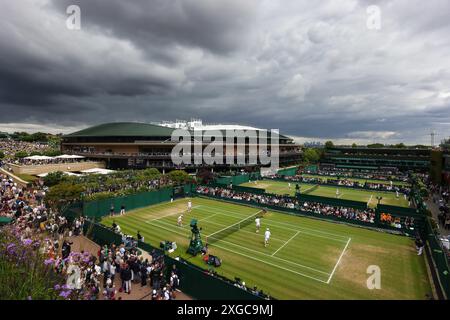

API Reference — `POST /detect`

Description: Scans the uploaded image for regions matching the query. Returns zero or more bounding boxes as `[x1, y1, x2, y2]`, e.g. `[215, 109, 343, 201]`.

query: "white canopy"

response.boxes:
[24, 155, 54, 160]
[80, 168, 115, 175]
[55, 154, 85, 159]
[37, 171, 82, 178]
[63, 171, 82, 176]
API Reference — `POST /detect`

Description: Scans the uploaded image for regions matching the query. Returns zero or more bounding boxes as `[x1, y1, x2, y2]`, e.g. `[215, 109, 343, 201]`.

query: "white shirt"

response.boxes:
[255, 218, 261, 227]
[178, 216, 182, 223]
[264, 230, 271, 240]
[188, 201, 192, 208]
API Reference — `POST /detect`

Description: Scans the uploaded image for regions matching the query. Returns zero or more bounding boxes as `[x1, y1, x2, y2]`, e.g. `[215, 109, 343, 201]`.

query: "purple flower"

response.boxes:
[44, 258, 55, 265]
[6, 243, 16, 255]
[54, 284, 61, 290]
[59, 290, 72, 299]
[22, 239, 33, 246]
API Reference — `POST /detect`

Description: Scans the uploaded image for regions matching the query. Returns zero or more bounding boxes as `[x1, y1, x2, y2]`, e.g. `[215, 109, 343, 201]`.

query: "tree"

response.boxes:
[351, 143, 357, 148]
[43, 171, 68, 187]
[0, 151, 4, 159]
[303, 148, 320, 163]
[43, 149, 62, 157]
[324, 141, 334, 149]
[167, 170, 192, 185]
[45, 182, 84, 208]
[197, 168, 216, 184]
[367, 143, 384, 148]
[138, 168, 161, 180]
[393, 143, 406, 148]
[14, 151, 28, 159]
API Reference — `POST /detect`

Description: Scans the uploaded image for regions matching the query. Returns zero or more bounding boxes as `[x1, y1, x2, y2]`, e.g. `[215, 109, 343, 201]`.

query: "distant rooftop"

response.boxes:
[63, 122, 175, 137]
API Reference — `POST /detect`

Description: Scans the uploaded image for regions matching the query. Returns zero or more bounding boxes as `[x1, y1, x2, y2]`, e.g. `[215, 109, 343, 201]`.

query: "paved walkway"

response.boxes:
[68, 235, 192, 300]
[426, 197, 450, 238]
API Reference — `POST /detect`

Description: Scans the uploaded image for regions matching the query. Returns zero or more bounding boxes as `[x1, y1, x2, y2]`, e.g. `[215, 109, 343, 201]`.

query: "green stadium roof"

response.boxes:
[64, 122, 295, 141]
[64, 122, 176, 138]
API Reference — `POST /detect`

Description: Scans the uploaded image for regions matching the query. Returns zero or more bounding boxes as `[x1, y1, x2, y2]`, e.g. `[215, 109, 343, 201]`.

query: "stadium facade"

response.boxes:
[320, 146, 431, 172]
[430, 138, 450, 185]
[61, 122, 302, 171]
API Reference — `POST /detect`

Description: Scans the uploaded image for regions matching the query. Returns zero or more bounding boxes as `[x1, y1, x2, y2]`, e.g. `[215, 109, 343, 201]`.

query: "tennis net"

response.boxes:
[206, 210, 264, 245]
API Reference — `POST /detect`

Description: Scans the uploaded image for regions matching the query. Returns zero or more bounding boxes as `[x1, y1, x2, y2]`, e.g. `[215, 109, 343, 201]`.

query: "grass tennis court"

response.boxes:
[241, 179, 410, 208]
[100, 197, 431, 299]
[300, 174, 410, 187]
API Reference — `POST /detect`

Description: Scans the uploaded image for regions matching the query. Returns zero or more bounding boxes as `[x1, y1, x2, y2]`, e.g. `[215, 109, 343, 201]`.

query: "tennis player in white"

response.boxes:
[187, 200, 192, 212]
[177, 214, 183, 227]
[255, 216, 261, 233]
[264, 228, 271, 247]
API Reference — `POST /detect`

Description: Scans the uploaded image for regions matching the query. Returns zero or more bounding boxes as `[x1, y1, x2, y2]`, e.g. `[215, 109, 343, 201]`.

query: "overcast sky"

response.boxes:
[1, 0, 449, 145]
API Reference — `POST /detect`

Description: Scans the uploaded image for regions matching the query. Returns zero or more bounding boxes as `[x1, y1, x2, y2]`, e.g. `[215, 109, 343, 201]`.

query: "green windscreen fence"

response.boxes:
[83, 187, 173, 218]
[215, 174, 251, 186]
[304, 165, 318, 172]
[82, 220, 261, 300]
[277, 167, 298, 176]
[377, 204, 419, 216]
[297, 193, 368, 210]
[424, 218, 450, 299]
[207, 182, 266, 195]
[216, 176, 233, 185]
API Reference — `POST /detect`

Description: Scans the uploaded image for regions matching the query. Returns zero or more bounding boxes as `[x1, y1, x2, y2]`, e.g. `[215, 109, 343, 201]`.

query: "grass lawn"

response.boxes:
[301, 174, 410, 187]
[15, 174, 38, 183]
[100, 197, 431, 299]
[241, 180, 410, 208]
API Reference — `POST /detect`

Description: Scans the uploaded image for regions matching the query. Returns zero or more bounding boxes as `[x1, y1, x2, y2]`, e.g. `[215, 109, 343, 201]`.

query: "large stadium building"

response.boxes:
[320, 146, 431, 172]
[61, 121, 302, 171]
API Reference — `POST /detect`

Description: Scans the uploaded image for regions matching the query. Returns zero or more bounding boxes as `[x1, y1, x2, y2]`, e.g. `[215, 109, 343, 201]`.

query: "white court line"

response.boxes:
[198, 205, 349, 241]
[210, 241, 328, 284]
[206, 210, 263, 239]
[272, 231, 300, 256]
[198, 205, 348, 242]
[367, 195, 373, 206]
[147, 219, 328, 284]
[150, 218, 330, 276]
[197, 211, 222, 222]
[144, 204, 202, 223]
[326, 237, 352, 284]
[153, 214, 289, 244]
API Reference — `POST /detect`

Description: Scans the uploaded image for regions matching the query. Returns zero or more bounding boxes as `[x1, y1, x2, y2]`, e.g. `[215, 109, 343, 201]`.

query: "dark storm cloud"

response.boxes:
[51, 0, 257, 59]
[0, 0, 449, 144]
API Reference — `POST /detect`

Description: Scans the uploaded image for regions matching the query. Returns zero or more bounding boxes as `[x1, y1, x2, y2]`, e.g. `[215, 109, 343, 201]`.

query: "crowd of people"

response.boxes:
[428, 182, 450, 231]
[11, 157, 88, 166]
[1, 171, 181, 300]
[195, 186, 377, 224]
[0, 138, 52, 160]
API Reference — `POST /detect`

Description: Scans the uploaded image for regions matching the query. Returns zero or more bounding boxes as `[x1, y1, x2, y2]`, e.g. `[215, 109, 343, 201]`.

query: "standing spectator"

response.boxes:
[415, 236, 424, 256]
[121, 264, 132, 294]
